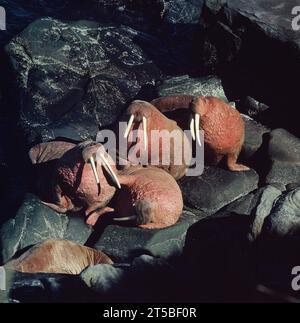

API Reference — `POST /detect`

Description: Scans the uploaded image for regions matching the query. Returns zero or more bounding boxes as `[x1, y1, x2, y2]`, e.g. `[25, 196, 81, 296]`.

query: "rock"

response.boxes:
[262, 187, 300, 238]
[156, 75, 228, 101]
[93, 211, 198, 262]
[179, 166, 259, 215]
[199, 0, 300, 135]
[248, 185, 282, 241]
[3, 270, 93, 303]
[80, 264, 124, 295]
[266, 129, 300, 186]
[80, 255, 184, 302]
[237, 96, 270, 119]
[241, 115, 270, 161]
[0, 194, 92, 263]
[6, 18, 160, 144]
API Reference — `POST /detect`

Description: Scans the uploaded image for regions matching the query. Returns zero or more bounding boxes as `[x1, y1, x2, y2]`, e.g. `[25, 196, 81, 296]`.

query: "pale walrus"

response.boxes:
[5, 239, 113, 275]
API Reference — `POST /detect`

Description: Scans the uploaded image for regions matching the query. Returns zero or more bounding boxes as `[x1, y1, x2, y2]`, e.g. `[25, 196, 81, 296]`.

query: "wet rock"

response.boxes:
[6, 18, 160, 144]
[262, 187, 300, 238]
[179, 166, 259, 215]
[93, 211, 197, 262]
[266, 129, 300, 186]
[0, 194, 92, 263]
[156, 75, 228, 101]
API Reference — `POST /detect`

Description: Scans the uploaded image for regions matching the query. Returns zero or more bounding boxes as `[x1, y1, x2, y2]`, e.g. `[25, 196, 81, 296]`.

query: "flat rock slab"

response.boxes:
[93, 211, 198, 262]
[6, 17, 160, 144]
[179, 166, 259, 215]
[156, 75, 228, 101]
[0, 194, 92, 263]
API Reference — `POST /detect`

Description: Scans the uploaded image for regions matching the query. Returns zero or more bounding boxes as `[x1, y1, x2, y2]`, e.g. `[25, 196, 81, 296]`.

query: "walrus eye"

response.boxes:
[99, 153, 121, 189]
[124, 114, 135, 139]
[89, 155, 100, 184]
[142, 116, 148, 151]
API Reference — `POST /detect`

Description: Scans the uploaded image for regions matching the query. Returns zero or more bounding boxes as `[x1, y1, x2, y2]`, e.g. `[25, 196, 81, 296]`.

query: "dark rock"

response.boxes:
[248, 185, 282, 241]
[2, 270, 94, 303]
[237, 96, 270, 119]
[6, 18, 161, 144]
[80, 264, 125, 295]
[241, 115, 270, 161]
[80, 254, 188, 302]
[93, 211, 198, 262]
[179, 166, 259, 215]
[156, 75, 228, 101]
[266, 129, 300, 186]
[199, 0, 300, 135]
[262, 187, 300, 238]
[0, 194, 92, 263]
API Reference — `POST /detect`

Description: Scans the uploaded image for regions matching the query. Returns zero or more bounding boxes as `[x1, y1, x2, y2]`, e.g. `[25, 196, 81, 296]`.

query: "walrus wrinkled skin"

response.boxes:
[151, 95, 250, 171]
[86, 166, 183, 230]
[29, 141, 117, 218]
[5, 239, 113, 274]
[123, 100, 191, 180]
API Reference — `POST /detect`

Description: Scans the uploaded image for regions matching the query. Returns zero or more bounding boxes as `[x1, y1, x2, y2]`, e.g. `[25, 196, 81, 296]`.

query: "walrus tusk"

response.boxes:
[89, 156, 100, 184]
[113, 215, 137, 221]
[195, 113, 201, 146]
[124, 114, 135, 139]
[190, 117, 196, 141]
[143, 116, 148, 151]
[100, 153, 121, 189]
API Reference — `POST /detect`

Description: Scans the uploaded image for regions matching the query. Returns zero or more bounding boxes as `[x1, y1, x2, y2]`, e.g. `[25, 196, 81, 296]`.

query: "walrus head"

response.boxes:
[123, 100, 153, 151]
[80, 141, 121, 190]
[189, 96, 209, 147]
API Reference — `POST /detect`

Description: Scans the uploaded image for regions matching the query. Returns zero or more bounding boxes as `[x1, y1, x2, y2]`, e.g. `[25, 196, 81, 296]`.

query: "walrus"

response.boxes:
[86, 165, 184, 230]
[29, 141, 120, 218]
[122, 100, 191, 180]
[151, 95, 250, 171]
[5, 239, 113, 275]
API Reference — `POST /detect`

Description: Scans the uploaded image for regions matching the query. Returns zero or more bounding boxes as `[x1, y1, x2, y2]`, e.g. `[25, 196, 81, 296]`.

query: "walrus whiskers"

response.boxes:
[124, 114, 135, 139]
[100, 153, 121, 189]
[89, 156, 100, 184]
[143, 116, 148, 150]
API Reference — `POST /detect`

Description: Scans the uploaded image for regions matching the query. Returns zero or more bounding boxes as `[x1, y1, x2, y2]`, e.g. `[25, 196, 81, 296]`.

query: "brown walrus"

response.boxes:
[29, 141, 120, 218]
[151, 95, 250, 171]
[86, 165, 184, 230]
[122, 100, 191, 180]
[5, 239, 113, 275]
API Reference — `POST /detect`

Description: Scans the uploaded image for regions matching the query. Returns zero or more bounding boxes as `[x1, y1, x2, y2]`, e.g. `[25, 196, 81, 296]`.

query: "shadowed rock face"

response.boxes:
[5, 239, 113, 275]
[5, 17, 161, 144]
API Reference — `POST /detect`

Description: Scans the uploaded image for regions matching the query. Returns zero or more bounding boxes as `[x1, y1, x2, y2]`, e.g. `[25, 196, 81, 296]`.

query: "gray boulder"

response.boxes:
[0, 194, 92, 263]
[93, 211, 198, 262]
[266, 129, 300, 186]
[6, 18, 161, 144]
[179, 166, 259, 215]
